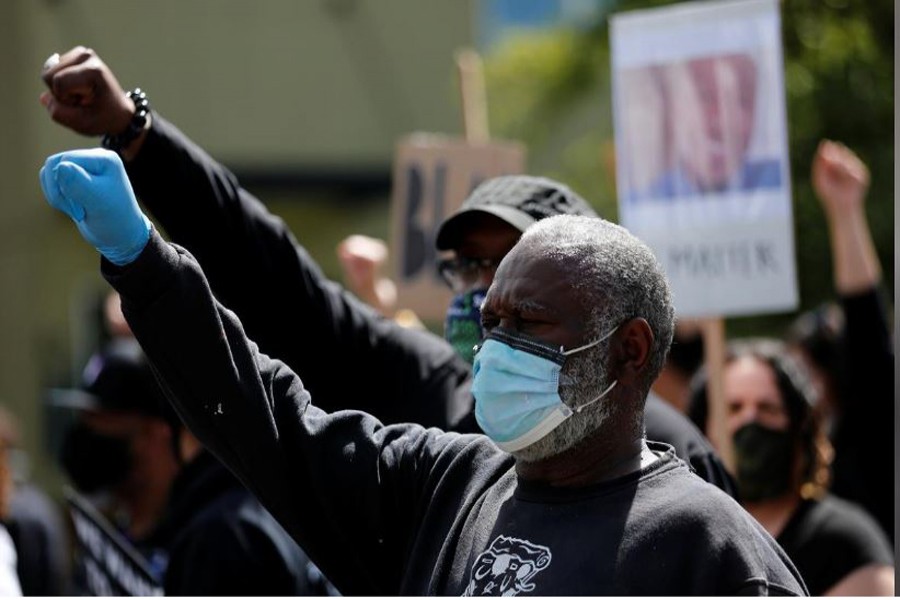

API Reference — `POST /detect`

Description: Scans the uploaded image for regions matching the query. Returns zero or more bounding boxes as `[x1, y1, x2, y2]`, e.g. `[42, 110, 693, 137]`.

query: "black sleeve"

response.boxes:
[123, 116, 473, 430]
[102, 231, 466, 595]
[829, 287, 894, 539]
[163, 515, 304, 596]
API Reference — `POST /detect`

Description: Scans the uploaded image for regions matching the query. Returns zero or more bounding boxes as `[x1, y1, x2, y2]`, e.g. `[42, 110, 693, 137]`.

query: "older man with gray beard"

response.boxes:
[40, 149, 806, 596]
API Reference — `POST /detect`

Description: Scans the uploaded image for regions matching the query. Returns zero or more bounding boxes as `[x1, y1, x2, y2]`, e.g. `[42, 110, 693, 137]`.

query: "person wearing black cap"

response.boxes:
[688, 339, 893, 596]
[55, 338, 332, 595]
[435, 175, 598, 364]
[54, 338, 180, 544]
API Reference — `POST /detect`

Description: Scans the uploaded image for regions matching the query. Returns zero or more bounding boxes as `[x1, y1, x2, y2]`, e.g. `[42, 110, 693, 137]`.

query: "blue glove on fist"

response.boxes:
[40, 148, 151, 266]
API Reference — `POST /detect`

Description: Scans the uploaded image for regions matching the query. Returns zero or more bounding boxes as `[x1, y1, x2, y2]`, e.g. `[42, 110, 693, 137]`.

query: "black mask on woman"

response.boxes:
[59, 422, 133, 494]
[733, 422, 795, 502]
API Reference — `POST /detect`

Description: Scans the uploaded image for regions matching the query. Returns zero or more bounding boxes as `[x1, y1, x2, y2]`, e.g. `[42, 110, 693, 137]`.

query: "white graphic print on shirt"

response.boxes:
[463, 535, 552, 596]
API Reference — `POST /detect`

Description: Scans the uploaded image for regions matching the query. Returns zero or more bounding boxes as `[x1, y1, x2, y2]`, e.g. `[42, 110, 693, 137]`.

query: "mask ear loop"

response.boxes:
[562, 324, 621, 414]
[572, 380, 617, 414]
[561, 324, 619, 356]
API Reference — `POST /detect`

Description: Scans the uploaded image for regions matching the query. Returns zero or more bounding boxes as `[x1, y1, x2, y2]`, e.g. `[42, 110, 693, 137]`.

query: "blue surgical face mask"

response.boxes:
[444, 288, 489, 364]
[472, 326, 618, 453]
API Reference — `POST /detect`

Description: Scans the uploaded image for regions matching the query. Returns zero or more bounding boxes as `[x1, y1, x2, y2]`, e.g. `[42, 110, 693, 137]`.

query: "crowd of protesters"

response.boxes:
[3, 39, 890, 596]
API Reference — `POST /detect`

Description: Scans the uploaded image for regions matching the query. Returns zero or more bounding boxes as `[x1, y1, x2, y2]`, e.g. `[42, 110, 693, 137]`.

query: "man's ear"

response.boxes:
[612, 318, 654, 385]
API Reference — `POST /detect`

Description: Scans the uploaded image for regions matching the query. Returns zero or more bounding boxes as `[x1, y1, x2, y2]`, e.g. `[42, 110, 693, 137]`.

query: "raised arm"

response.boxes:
[40, 48, 473, 430]
[810, 140, 881, 294]
[810, 139, 893, 539]
[108, 230, 435, 595]
[38, 149, 481, 593]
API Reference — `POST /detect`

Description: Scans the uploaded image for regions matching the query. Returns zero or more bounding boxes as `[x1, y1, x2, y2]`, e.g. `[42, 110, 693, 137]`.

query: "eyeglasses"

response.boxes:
[437, 256, 502, 292]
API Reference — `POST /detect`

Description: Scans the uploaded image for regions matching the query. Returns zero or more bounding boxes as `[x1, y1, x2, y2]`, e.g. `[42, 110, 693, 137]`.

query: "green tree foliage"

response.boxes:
[483, 0, 893, 332]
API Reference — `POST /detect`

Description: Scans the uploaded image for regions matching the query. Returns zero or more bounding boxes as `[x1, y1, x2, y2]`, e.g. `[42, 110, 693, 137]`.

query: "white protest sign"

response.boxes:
[611, 0, 797, 318]
[390, 135, 525, 321]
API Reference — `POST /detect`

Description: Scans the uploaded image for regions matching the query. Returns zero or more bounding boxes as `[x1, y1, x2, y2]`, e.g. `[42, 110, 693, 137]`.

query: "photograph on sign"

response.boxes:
[611, 0, 797, 318]
[617, 53, 781, 203]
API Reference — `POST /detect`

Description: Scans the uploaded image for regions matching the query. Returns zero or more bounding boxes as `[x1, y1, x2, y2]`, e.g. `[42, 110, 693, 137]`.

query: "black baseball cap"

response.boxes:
[47, 338, 169, 419]
[435, 175, 598, 250]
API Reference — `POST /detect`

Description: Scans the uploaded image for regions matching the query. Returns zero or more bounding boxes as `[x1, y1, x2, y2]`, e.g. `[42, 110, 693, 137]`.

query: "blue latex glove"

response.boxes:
[39, 149, 151, 266]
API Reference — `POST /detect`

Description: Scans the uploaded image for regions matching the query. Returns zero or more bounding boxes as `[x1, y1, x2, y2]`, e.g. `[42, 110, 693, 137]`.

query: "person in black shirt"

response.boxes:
[38, 152, 806, 595]
[54, 339, 180, 554]
[55, 338, 329, 596]
[785, 140, 893, 541]
[0, 407, 70, 596]
[689, 338, 893, 595]
[39, 46, 735, 499]
[144, 445, 334, 595]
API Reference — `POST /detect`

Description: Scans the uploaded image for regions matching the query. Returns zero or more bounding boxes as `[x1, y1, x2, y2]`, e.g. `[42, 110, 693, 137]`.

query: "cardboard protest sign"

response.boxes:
[66, 489, 163, 596]
[611, 0, 797, 318]
[390, 135, 525, 321]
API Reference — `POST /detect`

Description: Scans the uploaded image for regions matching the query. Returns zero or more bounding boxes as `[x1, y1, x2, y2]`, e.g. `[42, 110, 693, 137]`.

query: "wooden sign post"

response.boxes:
[701, 317, 733, 472]
[456, 48, 489, 144]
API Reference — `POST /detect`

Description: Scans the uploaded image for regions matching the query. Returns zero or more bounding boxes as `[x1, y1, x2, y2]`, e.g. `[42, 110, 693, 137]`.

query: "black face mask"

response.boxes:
[733, 422, 794, 502]
[59, 423, 133, 494]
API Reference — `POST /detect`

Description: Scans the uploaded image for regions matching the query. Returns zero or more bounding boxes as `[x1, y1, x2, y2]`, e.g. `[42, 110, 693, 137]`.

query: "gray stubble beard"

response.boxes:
[512, 343, 615, 464]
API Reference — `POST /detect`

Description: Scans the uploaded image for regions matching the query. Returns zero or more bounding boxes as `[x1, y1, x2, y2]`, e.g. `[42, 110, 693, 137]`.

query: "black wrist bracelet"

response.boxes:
[102, 88, 150, 154]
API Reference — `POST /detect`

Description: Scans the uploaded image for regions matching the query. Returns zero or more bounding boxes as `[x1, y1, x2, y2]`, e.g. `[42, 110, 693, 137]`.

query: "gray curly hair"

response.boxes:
[518, 215, 675, 395]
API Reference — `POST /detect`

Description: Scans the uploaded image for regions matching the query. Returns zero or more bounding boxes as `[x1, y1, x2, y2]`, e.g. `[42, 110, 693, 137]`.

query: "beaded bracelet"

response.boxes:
[101, 88, 150, 154]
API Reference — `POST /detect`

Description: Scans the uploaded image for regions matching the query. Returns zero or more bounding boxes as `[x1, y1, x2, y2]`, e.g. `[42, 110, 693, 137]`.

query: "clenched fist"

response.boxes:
[40, 47, 135, 138]
[40, 148, 151, 265]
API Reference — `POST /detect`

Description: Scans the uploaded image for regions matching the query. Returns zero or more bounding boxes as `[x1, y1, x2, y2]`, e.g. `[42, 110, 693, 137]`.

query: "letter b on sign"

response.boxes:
[400, 162, 446, 280]
[390, 137, 525, 320]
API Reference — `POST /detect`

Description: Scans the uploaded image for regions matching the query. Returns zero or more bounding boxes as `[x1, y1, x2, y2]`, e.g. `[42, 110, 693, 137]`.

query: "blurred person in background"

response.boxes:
[335, 235, 398, 319]
[55, 338, 332, 595]
[336, 234, 423, 329]
[688, 338, 893, 596]
[39, 47, 736, 500]
[0, 420, 22, 596]
[54, 337, 184, 589]
[55, 339, 179, 551]
[0, 407, 69, 596]
[784, 140, 893, 541]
